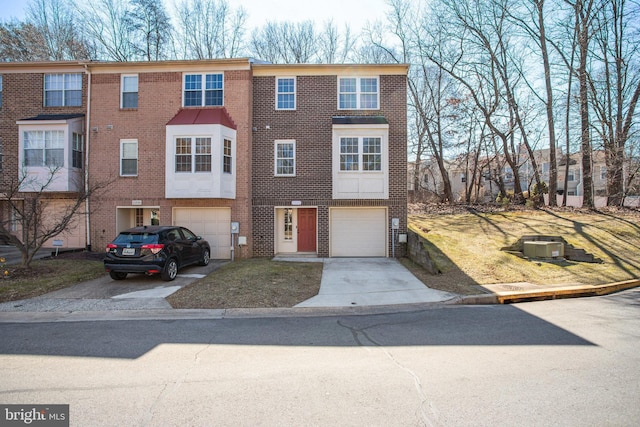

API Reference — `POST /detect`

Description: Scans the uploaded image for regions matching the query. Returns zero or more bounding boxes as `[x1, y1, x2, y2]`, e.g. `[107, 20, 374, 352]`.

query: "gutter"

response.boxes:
[83, 63, 92, 251]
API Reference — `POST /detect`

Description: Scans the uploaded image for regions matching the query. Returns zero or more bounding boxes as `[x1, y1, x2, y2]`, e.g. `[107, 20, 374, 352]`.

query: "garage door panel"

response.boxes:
[174, 208, 231, 259]
[330, 208, 386, 257]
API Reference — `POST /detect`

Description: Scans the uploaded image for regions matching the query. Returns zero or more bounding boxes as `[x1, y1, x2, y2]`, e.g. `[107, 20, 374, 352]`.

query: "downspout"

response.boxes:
[83, 63, 92, 251]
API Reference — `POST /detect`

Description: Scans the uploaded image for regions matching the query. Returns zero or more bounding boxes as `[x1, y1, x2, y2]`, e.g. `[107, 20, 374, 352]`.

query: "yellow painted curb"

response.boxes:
[495, 279, 640, 304]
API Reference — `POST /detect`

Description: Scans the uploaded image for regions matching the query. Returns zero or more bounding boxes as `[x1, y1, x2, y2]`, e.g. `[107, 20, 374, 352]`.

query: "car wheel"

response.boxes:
[161, 258, 178, 281]
[199, 249, 210, 266]
[109, 271, 127, 280]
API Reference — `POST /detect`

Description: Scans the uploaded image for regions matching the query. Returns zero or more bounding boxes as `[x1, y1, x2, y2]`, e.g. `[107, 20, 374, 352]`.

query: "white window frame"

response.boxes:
[338, 76, 379, 110]
[0, 75, 3, 108]
[121, 74, 139, 109]
[120, 139, 138, 176]
[174, 136, 212, 174]
[44, 73, 82, 107]
[23, 130, 65, 167]
[332, 124, 388, 199]
[600, 166, 607, 181]
[182, 73, 224, 107]
[338, 136, 382, 172]
[223, 138, 232, 174]
[276, 77, 296, 110]
[72, 133, 84, 169]
[274, 140, 296, 177]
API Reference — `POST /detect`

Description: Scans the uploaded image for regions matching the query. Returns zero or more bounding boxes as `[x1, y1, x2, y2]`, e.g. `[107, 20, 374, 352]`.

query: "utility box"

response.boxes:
[523, 241, 564, 258]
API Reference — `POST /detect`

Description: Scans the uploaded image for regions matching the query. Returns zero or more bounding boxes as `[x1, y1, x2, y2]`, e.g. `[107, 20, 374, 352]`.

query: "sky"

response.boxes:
[0, 0, 390, 32]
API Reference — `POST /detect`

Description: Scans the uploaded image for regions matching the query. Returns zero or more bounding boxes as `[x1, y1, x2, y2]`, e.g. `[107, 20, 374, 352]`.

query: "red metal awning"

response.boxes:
[167, 108, 237, 129]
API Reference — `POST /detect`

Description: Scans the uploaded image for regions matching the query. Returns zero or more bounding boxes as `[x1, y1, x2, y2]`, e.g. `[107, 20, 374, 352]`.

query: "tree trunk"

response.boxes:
[536, 0, 558, 206]
[577, 1, 594, 208]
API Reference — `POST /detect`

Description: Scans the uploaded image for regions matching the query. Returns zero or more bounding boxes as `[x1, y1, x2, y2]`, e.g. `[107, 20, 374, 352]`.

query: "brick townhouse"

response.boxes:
[1, 59, 408, 259]
[86, 59, 253, 259]
[251, 64, 409, 258]
[0, 61, 89, 248]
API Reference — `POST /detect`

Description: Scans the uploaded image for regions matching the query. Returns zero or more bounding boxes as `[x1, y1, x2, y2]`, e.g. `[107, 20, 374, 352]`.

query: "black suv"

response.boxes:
[104, 226, 211, 281]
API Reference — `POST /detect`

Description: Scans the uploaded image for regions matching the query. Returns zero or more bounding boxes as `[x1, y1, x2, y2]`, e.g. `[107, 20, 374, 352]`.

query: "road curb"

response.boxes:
[0, 280, 637, 324]
[492, 279, 640, 304]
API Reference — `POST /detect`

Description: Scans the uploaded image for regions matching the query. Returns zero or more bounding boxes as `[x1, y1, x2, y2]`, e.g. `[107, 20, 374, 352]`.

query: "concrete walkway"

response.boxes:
[295, 258, 456, 307]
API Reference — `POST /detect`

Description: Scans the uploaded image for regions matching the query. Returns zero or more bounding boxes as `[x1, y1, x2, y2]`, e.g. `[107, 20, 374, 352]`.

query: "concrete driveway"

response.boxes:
[295, 258, 456, 308]
[0, 260, 226, 312]
[0, 254, 455, 313]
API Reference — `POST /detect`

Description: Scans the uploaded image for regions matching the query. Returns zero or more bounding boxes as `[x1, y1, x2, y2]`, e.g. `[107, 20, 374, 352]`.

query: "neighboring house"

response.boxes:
[252, 64, 408, 257]
[1, 60, 409, 259]
[0, 61, 89, 248]
[413, 146, 640, 206]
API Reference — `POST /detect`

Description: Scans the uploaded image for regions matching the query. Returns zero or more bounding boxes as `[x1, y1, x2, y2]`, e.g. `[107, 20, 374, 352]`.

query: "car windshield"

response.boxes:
[113, 232, 159, 245]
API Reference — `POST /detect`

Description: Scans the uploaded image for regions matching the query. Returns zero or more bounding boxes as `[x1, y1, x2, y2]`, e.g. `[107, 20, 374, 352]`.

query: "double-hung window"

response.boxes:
[121, 75, 138, 108]
[24, 130, 64, 167]
[276, 77, 296, 110]
[275, 140, 295, 176]
[223, 139, 232, 173]
[175, 137, 212, 173]
[339, 137, 381, 171]
[338, 77, 379, 109]
[45, 74, 82, 107]
[120, 139, 138, 176]
[72, 133, 84, 168]
[183, 73, 223, 107]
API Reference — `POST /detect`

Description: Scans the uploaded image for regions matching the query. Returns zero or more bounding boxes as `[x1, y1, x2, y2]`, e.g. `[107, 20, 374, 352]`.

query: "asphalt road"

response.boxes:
[0, 288, 638, 426]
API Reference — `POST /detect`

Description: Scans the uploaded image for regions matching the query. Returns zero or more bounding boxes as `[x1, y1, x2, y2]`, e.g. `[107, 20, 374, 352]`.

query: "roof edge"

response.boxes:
[252, 63, 409, 77]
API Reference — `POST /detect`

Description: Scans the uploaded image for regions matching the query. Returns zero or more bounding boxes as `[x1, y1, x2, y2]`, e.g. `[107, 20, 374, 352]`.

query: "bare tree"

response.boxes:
[589, 0, 640, 206]
[250, 21, 317, 63]
[424, 0, 534, 203]
[26, 0, 90, 60]
[507, 0, 561, 205]
[174, 0, 247, 59]
[0, 0, 89, 61]
[0, 20, 49, 61]
[563, 0, 601, 208]
[76, 0, 137, 61]
[316, 20, 357, 63]
[129, 0, 173, 61]
[366, 0, 458, 203]
[0, 169, 110, 267]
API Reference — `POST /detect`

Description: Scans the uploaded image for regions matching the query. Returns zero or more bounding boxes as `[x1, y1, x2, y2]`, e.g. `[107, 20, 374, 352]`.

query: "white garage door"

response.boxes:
[330, 208, 387, 257]
[173, 208, 231, 259]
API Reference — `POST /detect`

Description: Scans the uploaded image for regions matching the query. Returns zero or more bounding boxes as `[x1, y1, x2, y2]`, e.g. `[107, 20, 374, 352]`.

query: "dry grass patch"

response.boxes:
[167, 258, 323, 309]
[0, 258, 105, 303]
[410, 208, 640, 288]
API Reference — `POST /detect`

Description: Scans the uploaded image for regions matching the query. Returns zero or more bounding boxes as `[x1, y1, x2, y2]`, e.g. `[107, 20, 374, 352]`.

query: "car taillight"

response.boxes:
[141, 243, 164, 254]
[106, 243, 117, 252]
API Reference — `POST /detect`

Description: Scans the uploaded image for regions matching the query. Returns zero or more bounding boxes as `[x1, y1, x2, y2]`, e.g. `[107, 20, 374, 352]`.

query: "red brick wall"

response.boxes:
[0, 70, 88, 241]
[0, 71, 87, 191]
[251, 74, 407, 257]
[88, 68, 253, 256]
